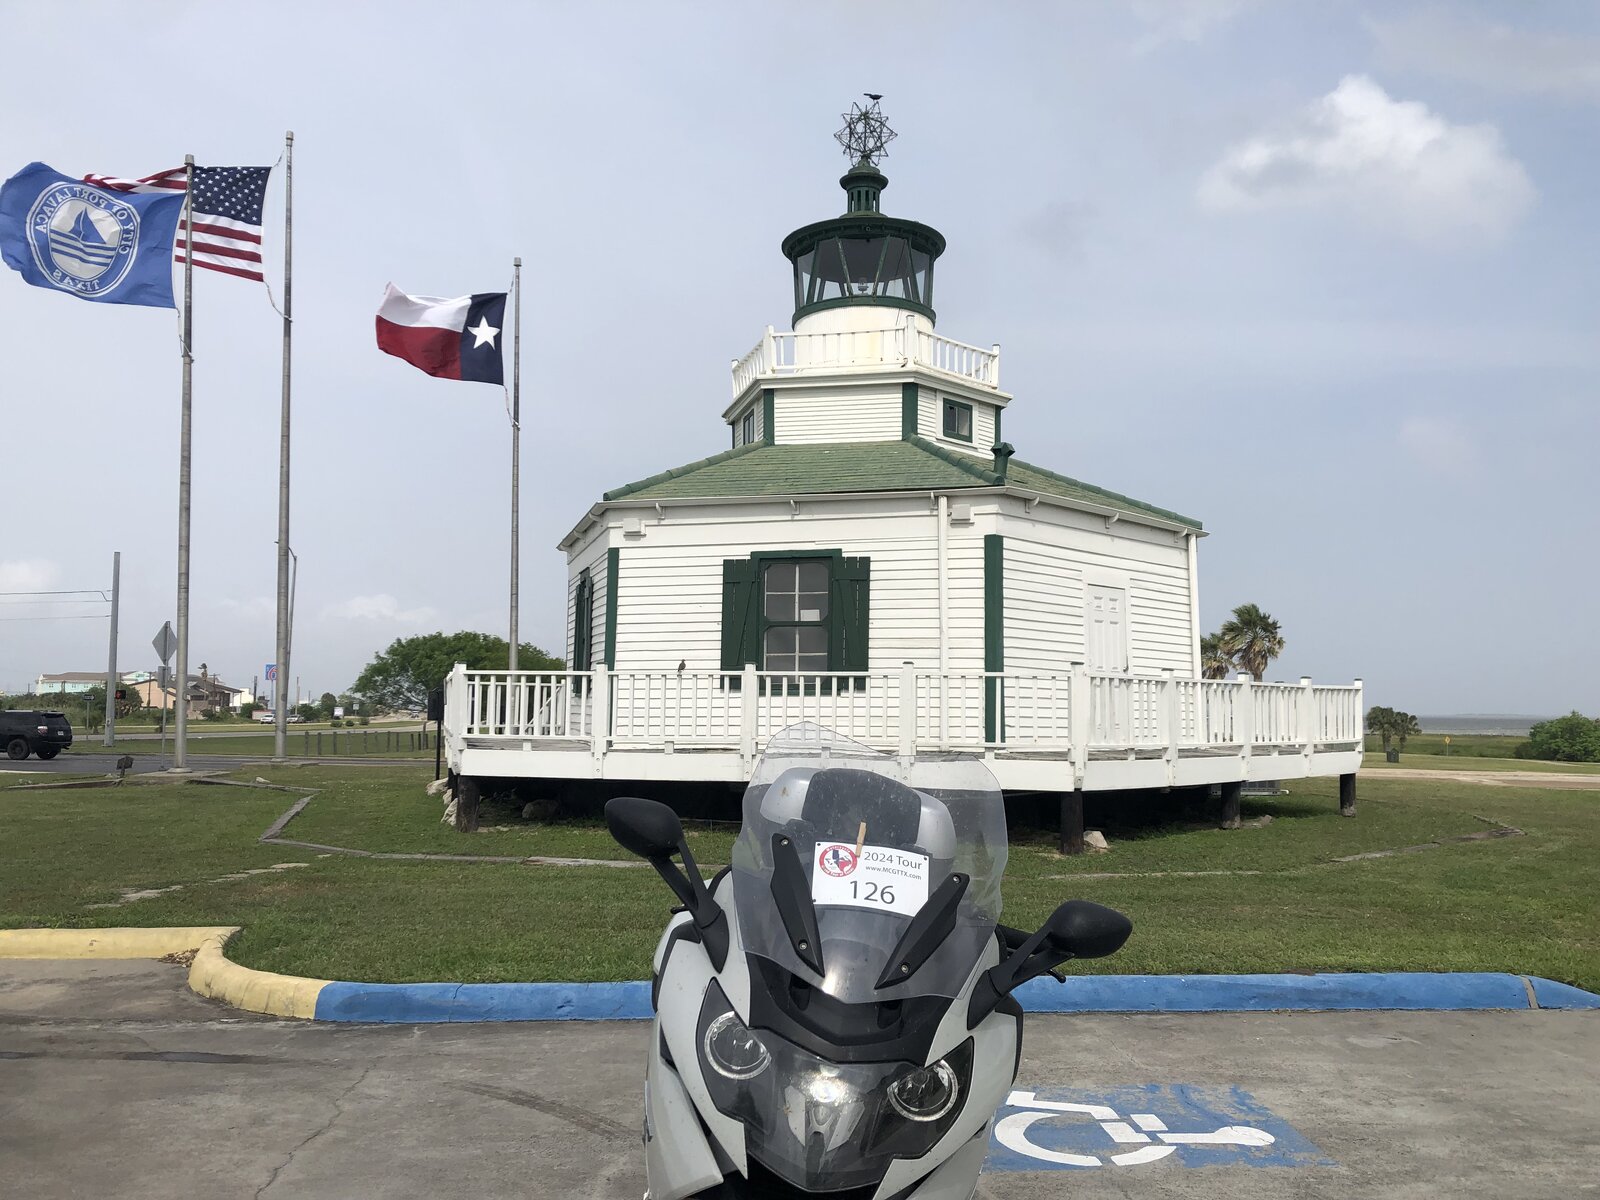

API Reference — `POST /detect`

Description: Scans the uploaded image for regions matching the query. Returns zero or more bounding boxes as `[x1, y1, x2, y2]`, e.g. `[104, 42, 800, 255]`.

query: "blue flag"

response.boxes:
[0, 162, 184, 308]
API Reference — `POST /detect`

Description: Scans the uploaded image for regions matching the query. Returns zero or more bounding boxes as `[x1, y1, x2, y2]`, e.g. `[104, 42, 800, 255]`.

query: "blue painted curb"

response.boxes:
[308, 972, 1600, 1023]
[1528, 977, 1600, 1010]
[1015, 971, 1533, 1013]
[315, 980, 651, 1022]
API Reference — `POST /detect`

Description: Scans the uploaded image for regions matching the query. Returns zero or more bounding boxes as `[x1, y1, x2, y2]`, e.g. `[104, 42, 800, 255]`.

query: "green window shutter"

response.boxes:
[831, 556, 871, 674]
[984, 535, 1004, 743]
[720, 558, 760, 671]
[572, 573, 593, 671]
[604, 549, 620, 668]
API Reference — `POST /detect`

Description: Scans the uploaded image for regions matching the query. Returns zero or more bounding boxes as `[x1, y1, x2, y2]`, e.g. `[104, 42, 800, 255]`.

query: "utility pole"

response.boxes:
[102, 550, 120, 747]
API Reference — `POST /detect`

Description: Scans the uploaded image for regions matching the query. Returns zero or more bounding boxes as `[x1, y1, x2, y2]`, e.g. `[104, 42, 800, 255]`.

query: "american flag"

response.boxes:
[82, 165, 272, 283]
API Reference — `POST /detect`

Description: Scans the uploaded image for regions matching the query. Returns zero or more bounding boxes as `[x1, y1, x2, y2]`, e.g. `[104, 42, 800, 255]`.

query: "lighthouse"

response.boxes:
[440, 99, 1364, 830]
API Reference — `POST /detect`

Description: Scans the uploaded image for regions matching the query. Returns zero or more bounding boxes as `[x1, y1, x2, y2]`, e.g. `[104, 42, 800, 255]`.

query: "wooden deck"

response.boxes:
[442, 664, 1363, 793]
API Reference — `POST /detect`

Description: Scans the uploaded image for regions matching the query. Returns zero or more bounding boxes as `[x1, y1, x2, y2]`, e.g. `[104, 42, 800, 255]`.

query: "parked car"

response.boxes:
[1, 710, 73, 760]
[252, 710, 276, 724]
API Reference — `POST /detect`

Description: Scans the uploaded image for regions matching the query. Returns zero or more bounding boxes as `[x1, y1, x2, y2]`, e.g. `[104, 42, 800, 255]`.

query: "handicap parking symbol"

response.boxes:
[984, 1085, 1334, 1171]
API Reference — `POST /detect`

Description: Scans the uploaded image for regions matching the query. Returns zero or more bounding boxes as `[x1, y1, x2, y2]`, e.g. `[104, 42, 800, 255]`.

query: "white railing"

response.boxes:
[455, 670, 594, 740]
[731, 318, 1001, 397]
[447, 664, 1363, 770]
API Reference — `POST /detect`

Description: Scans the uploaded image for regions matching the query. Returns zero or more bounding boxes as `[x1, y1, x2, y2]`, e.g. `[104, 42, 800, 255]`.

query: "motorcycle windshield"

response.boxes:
[730, 724, 1008, 1005]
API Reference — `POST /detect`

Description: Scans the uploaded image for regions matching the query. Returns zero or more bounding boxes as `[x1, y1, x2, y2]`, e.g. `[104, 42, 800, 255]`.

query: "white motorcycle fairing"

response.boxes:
[645, 875, 1022, 1200]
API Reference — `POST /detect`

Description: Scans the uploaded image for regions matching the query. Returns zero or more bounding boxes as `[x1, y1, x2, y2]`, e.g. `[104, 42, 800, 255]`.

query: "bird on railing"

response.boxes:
[677, 660, 686, 673]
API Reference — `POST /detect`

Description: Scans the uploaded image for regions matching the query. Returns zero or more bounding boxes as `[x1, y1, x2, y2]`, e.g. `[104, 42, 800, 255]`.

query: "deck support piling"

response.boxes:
[1059, 789, 1085, 856]
[1339, 772, 1357, 818]
[1220, 781, 1242, 830]
[454, 775, 482, 833]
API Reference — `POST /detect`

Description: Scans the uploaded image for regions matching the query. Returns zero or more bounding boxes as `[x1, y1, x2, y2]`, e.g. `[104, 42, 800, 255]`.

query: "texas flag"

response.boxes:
[375, 283, 506, 384]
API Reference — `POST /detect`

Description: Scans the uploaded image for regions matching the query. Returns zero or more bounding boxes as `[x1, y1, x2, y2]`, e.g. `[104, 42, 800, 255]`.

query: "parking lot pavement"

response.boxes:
[2, 961, 1597, 1199]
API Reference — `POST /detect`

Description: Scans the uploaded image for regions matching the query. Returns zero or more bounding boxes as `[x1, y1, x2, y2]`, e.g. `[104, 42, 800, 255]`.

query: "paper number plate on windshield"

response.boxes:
[811, 843, 930, 917]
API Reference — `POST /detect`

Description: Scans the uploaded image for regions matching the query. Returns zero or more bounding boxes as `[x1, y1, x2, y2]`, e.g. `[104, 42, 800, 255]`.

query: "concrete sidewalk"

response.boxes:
[2, 961, 1597, 1198]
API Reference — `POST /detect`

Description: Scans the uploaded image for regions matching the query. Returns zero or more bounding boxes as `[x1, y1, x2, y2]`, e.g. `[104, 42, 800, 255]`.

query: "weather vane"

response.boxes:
[835, 94, 897, 166]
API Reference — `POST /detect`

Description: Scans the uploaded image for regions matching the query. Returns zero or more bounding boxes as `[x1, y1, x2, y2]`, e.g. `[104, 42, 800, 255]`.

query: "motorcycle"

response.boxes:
[606, 724, 1132, 1199]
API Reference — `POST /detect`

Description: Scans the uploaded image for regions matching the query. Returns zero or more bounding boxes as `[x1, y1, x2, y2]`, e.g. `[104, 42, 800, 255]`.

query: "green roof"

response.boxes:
[603, 437, 1201, 530]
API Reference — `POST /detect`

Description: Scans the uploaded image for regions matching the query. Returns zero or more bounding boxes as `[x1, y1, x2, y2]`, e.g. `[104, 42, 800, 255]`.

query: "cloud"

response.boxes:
[322, 593, 437, 624]
[1018, 200, 1095, 263]
[1197, 75, 1535, 244]
[1129, 0, 1257, 48]
[0, 559, 60, 593]
[1368, 10, 1600, 103]
[1397, 415, 1479, 476]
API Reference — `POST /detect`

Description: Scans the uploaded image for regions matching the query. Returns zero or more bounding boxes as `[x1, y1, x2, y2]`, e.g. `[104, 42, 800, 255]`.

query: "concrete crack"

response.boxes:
[254, 1064, 372, 1198]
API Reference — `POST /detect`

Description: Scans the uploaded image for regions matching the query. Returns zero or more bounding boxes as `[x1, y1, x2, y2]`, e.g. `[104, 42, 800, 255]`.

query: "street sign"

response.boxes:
[158, 665, 169, 690]
[152, 621, 177, 664]
[265, 663, 278, 681]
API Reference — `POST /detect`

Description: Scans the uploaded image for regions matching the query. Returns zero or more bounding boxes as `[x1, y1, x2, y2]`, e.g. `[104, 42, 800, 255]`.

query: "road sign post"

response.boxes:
[153, 623, 175, 770]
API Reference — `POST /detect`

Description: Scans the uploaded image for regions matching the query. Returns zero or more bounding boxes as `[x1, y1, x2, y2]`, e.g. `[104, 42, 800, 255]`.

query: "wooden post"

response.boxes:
[454, 774, 481, 833]
[1339, 772, 1357, 818]
[1067, 661, 1090, 789]
[898, 662, 917, 761]
[1059, 789, 1085, 856]
[592, 664, 610, 772]
[1220, 780, 1242, 830]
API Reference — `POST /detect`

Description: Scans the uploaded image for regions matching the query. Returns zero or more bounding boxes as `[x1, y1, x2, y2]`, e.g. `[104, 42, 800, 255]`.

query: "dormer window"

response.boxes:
[943, 399, 973, 442]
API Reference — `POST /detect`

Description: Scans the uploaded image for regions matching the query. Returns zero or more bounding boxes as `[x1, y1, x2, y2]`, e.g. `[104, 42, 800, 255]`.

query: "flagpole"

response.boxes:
[173, 155, 195, 771]
[508, 257, 521, 672]
[273, 131, 294, 761]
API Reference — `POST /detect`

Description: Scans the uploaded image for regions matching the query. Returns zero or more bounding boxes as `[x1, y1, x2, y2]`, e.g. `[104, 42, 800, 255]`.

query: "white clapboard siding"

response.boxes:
[773, 385, 900, 444]
[1002, 518, 1192, 676]
[731, 399, 764, 447]
[565, 534, 611, 666]
[602, 499, 963, 674]
[918, 390, 996, 452]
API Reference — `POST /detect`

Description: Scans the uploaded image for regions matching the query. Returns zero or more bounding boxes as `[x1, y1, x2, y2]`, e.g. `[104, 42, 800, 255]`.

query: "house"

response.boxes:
[129, 667, 244, 717]
[441, 106, 1362, 842]
[31, 672, 107, 696]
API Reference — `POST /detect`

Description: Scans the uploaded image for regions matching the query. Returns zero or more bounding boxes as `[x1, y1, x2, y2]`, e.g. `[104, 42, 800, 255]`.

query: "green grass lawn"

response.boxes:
[1362, 751, 1600, 775]
[3, 766, 1597, 990]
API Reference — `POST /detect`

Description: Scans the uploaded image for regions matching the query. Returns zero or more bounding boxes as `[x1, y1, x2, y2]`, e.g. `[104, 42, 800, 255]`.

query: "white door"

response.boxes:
[1086, 584, 1129, 745]
[1085, 585, 1128, 673]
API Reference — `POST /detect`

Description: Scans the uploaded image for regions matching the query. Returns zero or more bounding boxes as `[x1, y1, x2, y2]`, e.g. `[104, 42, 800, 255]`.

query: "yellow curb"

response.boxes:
[187, 928, 330, 1020]
[0, 926, 239, 960]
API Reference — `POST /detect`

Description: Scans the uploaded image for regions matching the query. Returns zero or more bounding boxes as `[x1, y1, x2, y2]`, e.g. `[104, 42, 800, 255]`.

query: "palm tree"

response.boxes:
[1200, 633, 1233, 680]
[1218, 603, 1284, 681]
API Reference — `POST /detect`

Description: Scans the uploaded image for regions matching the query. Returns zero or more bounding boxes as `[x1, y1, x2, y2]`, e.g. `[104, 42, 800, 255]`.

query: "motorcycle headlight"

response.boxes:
[703, 1010, 772, 1080]
[886, 1060, 960, 1122]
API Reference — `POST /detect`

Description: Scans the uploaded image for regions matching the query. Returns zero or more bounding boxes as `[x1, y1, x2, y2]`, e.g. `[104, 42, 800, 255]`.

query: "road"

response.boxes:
[3, 960, 1596, 1199]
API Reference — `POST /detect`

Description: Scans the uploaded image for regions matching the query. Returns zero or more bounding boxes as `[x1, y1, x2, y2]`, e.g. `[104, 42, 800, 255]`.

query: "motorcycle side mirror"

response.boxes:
[967, 900, 1132, 1029]
[605, 796, 685, 861]
[605, 797, 728, 971]
[1044, 899, 1134, 960]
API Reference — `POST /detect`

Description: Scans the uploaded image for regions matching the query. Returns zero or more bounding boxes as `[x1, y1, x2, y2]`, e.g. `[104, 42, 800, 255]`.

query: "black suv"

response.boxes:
[1, 710, 73, 760]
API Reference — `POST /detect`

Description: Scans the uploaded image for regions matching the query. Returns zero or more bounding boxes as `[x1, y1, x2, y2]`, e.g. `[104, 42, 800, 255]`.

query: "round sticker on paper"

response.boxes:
[818, 844, 858, 877]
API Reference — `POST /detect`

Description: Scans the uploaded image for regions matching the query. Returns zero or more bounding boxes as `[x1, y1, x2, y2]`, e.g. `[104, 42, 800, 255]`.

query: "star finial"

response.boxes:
[834, 95, 897, 166]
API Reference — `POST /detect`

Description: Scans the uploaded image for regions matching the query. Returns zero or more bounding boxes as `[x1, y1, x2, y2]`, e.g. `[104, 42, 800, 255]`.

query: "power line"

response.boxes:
[0, 589, 110, 598]
[0, 614, 111, 622]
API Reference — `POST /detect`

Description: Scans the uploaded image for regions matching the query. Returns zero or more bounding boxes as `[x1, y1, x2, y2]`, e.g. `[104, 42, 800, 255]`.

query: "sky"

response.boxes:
[0, 0, 1595, 715]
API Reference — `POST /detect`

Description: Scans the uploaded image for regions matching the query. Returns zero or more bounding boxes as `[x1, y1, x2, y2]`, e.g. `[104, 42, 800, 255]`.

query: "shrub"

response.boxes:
[358, 715, 370, 726]
[1524, 712, 1600, 763]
